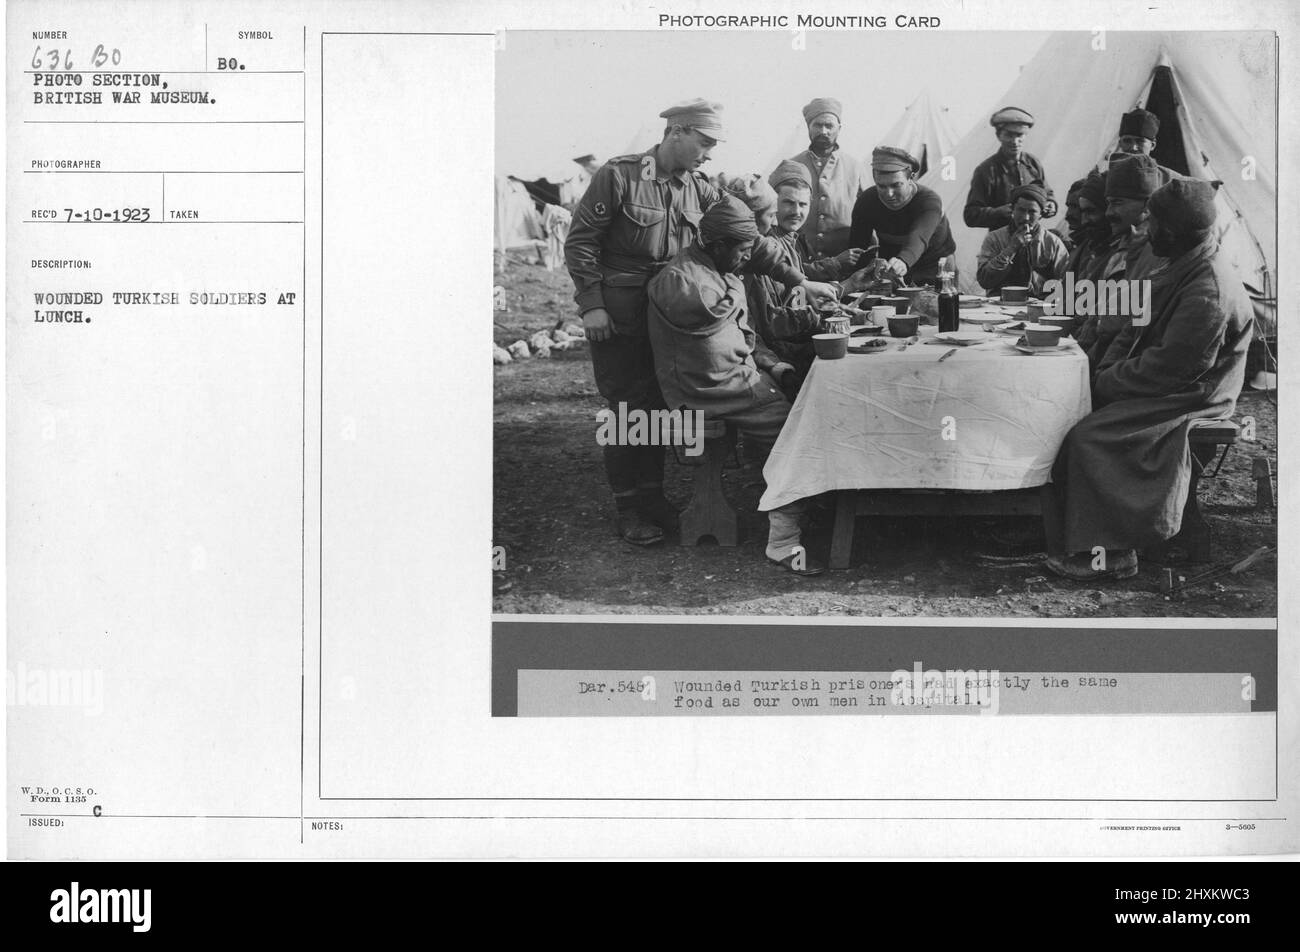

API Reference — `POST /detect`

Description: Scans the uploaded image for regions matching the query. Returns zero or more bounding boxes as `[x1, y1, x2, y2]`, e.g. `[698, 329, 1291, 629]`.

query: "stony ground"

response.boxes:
[492, 252, 1278, 618]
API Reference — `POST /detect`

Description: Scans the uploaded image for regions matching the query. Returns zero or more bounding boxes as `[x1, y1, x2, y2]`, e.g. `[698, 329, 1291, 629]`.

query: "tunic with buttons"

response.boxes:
[774, 146, 870, 258]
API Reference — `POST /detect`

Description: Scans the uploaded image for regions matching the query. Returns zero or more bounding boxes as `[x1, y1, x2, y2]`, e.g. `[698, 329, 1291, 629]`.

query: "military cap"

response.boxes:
[769, 159, 812, 191]
[572, 154, 596, 165]
[1106, 154, 1162, 200]
[1010, 183, 1048, 211]
[1118, 108, 1160, 141]
[659, 99, 726, 141]
[990, 106, 1034, 132]
[871, 146, 921, 175]
[725, 173, 778, 213]
[1148, 178, 1221, 233]
[1078, 169, 1107, 207]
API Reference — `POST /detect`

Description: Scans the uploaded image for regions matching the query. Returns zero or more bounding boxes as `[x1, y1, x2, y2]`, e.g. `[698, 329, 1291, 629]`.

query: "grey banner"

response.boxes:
[516, 670, 1254, 717]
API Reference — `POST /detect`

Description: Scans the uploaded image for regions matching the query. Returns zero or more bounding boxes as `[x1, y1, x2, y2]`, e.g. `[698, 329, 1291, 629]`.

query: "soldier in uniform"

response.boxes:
[768, 97, 870, 259]
[964, 106, 1057, 231]
[564, 99, 837, 547]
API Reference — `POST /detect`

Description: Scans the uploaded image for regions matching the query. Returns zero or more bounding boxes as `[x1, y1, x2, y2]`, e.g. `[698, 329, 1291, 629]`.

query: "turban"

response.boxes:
[1078, 169, 1107, 207]
[725, 173, 778, 214]
[1010, 183, 1048, 211]
[1106, 154, 1162, 200]
[1148, 178, 1221, 234]
[659, 98, 726, 140]
[990, 106, 1034, 131]
[1119, 108, 1160, 141]
[1065, 177, 1087, 209]
[700, 195, 759, 243]
[871, 146, 920, 175]
[769, 159, 812, 191]
[802, 97, 842, 124]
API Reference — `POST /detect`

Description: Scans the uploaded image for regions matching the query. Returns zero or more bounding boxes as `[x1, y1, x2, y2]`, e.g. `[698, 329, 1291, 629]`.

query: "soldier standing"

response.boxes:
[964, 106, 1057, 231]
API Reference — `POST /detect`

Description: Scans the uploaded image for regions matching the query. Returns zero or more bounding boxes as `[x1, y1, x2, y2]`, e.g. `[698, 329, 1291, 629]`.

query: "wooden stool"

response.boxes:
[1148, 418, 1238, 564]
[680, 420, 738, 547]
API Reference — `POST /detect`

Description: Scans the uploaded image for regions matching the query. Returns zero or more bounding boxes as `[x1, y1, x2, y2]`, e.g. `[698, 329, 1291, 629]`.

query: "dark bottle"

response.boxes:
[937, 256, 960, 333]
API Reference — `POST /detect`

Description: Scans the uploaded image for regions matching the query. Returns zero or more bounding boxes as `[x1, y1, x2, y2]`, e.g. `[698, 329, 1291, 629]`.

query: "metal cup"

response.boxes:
[823, 315, 851, 336]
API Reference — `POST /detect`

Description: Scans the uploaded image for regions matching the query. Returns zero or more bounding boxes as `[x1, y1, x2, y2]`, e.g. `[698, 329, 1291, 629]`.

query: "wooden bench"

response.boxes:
[1147, 418, 1239, 564]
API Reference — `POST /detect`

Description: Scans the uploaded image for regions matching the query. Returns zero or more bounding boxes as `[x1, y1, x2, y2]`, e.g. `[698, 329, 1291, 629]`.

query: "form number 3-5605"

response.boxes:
[32, 44, 122, 70]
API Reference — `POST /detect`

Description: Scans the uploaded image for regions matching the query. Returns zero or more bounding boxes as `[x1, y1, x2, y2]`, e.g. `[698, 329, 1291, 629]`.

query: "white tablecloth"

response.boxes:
[759, 320, 1092, 510]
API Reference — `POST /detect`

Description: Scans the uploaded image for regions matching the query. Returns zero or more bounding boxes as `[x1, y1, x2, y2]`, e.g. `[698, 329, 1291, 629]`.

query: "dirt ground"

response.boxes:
[492, 253, 1278, 618]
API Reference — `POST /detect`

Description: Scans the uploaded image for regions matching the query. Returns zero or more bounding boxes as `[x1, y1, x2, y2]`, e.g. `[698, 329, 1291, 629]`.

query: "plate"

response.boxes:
[961, 314, 1009, 326]
[932, 331, 989, 345]
[850, 325, 883, 336]
[848, 338, 890, 353]
[994, 321, 1027, 335]
[1013, 337, 1070, 354]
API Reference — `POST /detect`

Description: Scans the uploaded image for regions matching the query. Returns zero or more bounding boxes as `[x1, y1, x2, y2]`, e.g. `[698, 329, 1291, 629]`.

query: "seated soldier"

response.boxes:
[975, 183, 1068, 295]
[767, 158, 867, 279]
[1074, 154, 1164, 369]
[730, 165, 863, 398]
[1045, 179, 1253, 581]
[1052, 177, 1086, 252]
[1065, 170, 1111, 281]
[647, 196, 825, 576]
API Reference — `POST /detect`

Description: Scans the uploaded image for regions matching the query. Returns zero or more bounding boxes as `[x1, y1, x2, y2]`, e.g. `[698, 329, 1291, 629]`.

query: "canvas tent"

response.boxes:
[619, 120, 662, 158]
[881, 90, 959, 180]
[494, 175, 544, 253]
[927, 31, 1276, 333]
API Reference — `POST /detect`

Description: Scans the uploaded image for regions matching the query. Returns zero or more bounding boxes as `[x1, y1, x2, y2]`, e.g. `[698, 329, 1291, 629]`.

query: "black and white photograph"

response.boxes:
[6, 0, 1296, 866]
[493, 29, 1278, 619]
